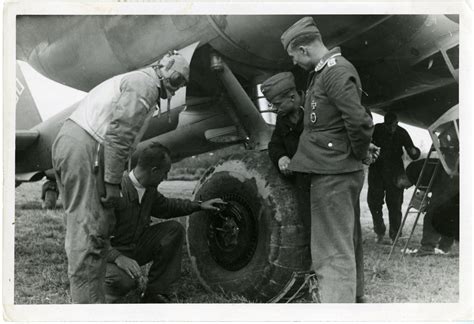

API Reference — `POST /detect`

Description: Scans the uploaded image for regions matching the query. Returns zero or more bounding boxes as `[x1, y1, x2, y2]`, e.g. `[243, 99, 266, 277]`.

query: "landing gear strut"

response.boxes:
[41, 179, 58, 209]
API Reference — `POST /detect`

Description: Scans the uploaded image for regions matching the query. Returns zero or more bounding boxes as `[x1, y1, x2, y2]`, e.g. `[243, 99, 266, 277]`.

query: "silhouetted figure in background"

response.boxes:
[367, 112, 420, 244]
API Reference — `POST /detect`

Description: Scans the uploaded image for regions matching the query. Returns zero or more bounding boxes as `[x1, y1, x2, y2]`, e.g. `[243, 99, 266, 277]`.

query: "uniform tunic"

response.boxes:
[289, 47, 373, 303]
[52, 67, 163, 303]
[289, 48, 373, 174]
[268, 107, 311, 232]
[268, 107, 304, 167]
[70, 67, 162, 184]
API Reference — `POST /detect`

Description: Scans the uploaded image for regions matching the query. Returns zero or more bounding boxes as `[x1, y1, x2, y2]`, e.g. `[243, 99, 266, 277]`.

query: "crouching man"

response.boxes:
[105, 142, 224, 303]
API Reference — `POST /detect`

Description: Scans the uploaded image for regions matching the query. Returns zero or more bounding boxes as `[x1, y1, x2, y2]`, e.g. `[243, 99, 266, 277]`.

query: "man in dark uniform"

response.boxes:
[368, 112, 420, 244]
[404, 158, 458, 256]
[263, 72, 304, 177]
[261, 72, 311, 230]
[281, 17, 374, 303]
[105, 142, 225, 303]
[404, 123, 459, 255]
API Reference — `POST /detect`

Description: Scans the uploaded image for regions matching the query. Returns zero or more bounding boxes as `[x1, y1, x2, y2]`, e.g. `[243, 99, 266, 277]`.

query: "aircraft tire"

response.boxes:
[186, 150, 311, 302]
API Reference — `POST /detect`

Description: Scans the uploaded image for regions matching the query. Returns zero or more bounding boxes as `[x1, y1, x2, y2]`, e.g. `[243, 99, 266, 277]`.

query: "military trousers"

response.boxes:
[310, 170, 365, 303]
[295, 173, 312, 240]
[420, 209, 454, 252]
[105, 220, 185, 302]
[367, 167, 404, 240]
[52, 120, 115, 303]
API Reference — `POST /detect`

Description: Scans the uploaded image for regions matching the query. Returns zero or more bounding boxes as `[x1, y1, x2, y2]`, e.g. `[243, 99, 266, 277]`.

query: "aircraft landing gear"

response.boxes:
[41, 179, 58, 210]
[186, 150, 311, 302]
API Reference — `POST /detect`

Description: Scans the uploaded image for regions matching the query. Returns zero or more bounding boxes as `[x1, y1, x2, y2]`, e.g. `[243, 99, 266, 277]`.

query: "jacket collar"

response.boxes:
[122, 172, 139, 202]
[315, 47, 342, 72]
[129, 170, 145, 189]
[140, 66, 163, 90]
[278, 104, 304, 129]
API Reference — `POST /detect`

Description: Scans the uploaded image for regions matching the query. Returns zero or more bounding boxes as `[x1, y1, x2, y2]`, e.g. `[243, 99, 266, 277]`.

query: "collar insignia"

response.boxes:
[315, 53, 341, 72]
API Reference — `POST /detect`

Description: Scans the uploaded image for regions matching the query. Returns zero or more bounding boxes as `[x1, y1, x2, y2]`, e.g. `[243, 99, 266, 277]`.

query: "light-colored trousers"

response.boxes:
[52, 120, 115, 303]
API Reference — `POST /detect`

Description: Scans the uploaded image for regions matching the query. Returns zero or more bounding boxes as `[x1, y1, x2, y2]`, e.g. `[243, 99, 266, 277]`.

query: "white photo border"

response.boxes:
[2, 1, 473, 322]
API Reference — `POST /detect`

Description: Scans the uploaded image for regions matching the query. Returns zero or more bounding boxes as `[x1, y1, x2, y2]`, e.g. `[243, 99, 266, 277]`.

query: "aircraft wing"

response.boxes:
[13, 15, 459, 176]
[15, 130, 39, 151]
[16, 15, 458, 128]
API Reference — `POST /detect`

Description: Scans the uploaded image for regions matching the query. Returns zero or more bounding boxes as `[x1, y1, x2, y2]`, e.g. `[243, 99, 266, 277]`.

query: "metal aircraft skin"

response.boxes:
[15, 15, 459, 180]
[13, 15, 460, 302]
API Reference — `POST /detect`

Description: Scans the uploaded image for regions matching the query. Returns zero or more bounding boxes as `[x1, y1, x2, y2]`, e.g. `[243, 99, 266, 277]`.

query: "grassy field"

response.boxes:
[13, 172, 459, 304]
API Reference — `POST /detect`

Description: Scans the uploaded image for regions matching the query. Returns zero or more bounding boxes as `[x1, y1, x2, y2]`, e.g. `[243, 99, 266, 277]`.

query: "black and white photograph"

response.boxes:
[2, 1, 472, 322]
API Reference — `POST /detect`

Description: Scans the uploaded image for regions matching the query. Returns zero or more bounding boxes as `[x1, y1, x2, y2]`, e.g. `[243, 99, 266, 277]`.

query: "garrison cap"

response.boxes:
[261, 72, 296, 102]
[280, 16, 320, 50]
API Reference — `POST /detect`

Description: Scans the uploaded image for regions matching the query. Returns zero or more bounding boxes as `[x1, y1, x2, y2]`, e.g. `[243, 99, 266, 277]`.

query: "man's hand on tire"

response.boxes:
[200, 198, 227, 211]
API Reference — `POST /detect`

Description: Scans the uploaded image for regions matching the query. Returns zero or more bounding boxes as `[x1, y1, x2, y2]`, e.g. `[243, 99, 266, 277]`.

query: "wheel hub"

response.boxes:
[207, 193, 258, 271]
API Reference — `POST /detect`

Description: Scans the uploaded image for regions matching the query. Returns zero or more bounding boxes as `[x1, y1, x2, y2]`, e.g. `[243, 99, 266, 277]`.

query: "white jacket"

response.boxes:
[70, 67, 162, 184]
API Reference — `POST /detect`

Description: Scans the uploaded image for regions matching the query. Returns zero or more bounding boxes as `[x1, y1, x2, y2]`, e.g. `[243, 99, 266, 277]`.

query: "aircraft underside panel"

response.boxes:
[14, 14, 459, 178]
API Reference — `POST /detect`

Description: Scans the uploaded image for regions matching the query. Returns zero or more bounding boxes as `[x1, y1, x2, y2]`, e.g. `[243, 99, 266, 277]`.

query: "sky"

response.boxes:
[18, 60, 432, 151]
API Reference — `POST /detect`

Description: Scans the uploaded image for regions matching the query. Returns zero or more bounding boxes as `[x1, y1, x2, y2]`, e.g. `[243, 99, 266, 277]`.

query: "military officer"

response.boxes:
[261, 72, 311, 231]
[281, 17, 374, 303]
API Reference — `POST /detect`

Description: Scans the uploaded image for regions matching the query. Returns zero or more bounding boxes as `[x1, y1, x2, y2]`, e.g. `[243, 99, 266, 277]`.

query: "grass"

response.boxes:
[14, 208, 70, 304]
[13, 173, 459, 304]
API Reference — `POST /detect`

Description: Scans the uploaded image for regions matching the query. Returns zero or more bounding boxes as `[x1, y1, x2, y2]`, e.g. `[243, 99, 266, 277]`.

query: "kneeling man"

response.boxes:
[105, 142, 224, 303]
